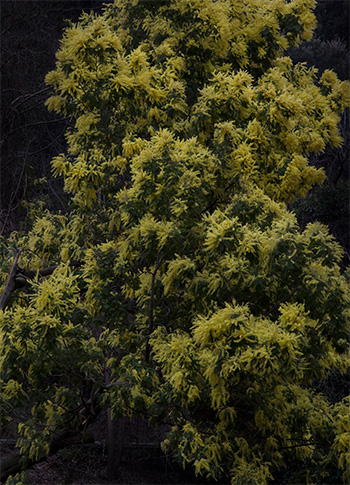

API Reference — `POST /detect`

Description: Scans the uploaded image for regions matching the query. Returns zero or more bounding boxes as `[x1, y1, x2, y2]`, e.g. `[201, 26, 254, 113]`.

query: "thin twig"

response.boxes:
[145, 254, 164, 363]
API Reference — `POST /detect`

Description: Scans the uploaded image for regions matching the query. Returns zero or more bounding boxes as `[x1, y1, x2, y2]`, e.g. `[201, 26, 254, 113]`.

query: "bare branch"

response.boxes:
[0, 249, 22, 310]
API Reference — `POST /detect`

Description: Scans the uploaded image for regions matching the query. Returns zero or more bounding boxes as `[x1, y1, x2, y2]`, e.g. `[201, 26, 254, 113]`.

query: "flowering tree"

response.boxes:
[1, 1, 349, 483]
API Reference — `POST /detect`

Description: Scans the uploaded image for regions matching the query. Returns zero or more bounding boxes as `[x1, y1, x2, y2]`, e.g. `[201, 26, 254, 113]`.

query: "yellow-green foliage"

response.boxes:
[1, 1, 349, 484]
[45, 0, 348, 206]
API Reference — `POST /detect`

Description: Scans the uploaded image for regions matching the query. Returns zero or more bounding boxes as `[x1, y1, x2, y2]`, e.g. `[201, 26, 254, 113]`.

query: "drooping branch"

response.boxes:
[0, 428, 94, 483]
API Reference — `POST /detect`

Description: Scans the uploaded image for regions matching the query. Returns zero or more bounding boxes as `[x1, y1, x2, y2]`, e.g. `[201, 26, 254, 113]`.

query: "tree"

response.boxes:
[1, 1, 349, 483]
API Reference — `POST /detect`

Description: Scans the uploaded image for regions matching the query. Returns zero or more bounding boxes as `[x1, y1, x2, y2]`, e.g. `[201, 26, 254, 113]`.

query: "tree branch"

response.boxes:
[22, 259, 83, 280]
[0, 249, 22, 310]
[145, 254, 164, 363]
[0, 254, 83, 311]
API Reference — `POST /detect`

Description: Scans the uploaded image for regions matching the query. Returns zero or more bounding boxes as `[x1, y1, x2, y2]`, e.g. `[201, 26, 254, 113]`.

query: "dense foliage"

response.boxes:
[1, 1, 349, 483]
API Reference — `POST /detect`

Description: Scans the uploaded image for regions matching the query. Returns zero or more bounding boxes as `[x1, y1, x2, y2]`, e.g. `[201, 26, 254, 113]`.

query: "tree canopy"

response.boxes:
[1, 1, 349, 483]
